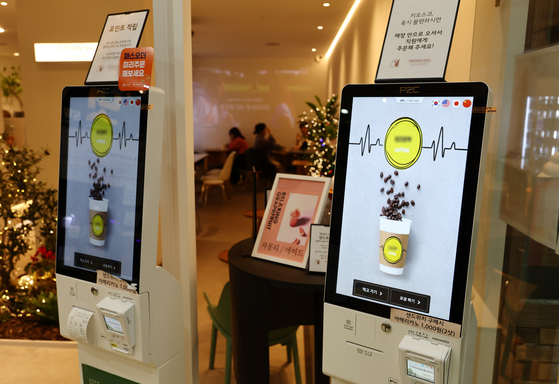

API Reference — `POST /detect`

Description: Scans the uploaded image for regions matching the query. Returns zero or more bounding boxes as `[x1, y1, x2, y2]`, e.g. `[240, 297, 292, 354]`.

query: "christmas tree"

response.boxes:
[299, 94, 339, 177]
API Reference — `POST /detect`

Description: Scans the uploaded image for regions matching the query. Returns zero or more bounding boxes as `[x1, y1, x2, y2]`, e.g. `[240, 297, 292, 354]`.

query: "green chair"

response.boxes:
[204, 281, 302, 384]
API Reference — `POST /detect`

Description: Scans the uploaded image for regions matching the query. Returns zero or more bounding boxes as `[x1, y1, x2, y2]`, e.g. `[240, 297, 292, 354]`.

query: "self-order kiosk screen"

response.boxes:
[327, 83, 488, 325]
[57, 87, 147, 287]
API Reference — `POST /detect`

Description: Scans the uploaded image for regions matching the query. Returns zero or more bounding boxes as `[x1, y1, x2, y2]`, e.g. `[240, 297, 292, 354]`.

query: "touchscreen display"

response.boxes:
[407, 359, 435, 383]
[334, 94, 477, 321]
[57, 87, 147, 286]
[104, 316, 124, 334]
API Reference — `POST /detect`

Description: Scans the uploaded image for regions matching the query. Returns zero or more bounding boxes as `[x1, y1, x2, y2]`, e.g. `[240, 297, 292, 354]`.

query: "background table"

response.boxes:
[228, 238, 329, 384]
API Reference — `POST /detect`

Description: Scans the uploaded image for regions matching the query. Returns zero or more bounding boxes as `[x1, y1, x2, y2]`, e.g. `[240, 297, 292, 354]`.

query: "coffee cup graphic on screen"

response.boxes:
[379, 217, 411, 275]
[89, 198, 108, 246]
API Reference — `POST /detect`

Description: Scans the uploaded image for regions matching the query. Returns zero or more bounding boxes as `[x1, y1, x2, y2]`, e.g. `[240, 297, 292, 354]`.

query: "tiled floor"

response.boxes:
[0, 180, 310, 384]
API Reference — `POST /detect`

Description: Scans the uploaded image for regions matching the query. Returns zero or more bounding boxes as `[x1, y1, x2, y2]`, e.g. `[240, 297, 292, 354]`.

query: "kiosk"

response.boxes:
[323, 82, 491, 384]
[56, 86, 185, 383]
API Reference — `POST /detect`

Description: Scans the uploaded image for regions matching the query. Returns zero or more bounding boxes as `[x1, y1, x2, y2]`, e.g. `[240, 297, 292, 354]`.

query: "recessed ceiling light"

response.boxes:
[317, 26, 323, 30]
[13, 52, 19, 56]
[0, 28, 5, 33]
[0, 2, 8, 6]
[312, 48, 317, 52]
[323, 2, 330, 6]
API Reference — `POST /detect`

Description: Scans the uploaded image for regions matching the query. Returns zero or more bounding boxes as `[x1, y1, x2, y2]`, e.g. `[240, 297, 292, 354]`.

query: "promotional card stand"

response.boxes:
[56, 86, 185, 383]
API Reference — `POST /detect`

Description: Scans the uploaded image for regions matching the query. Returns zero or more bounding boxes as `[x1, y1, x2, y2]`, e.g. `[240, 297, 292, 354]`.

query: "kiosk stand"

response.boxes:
[56, 86, 186, 383]
[323, 82, 492, 384]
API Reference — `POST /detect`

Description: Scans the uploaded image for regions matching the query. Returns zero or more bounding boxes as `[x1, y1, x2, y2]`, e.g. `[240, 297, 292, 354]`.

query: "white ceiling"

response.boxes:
[191, 0, 354, 58]
[0, 0, 356, 59]
[0, 1, 18, 58]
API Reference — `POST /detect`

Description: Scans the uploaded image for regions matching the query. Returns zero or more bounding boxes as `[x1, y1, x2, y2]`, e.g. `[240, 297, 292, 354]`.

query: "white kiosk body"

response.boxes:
[323, 82, 491, 384]
[56, 86, 185, 383]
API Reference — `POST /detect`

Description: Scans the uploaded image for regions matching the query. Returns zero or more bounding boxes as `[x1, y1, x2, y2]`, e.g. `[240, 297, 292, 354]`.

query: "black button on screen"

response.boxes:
[74, 252, 122, 276]
[353, 280, 389, 302]
[390, 288, 430, 312]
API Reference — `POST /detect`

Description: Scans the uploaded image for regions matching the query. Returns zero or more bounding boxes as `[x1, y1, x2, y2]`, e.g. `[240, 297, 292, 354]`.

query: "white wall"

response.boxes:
[192, 56, 327, 151]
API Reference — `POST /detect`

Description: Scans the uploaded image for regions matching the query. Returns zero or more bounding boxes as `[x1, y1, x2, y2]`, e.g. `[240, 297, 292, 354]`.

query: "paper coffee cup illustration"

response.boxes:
[89, 198, 108, 246]
[379, 217, 411, 275]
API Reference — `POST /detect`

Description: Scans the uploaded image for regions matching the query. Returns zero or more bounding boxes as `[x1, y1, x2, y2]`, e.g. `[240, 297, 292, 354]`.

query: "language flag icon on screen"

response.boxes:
[442, 99, 450, 107]
[453, 100, 460, 107]
[433, 100, 439, 107]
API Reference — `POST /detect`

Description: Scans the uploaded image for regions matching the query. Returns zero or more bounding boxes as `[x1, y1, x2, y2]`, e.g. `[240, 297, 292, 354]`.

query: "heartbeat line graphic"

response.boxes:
[349, 124, 382, 155]
[424, 126, 467, 161]
[349, 125, 467, 161]
[69, 120, 139, 149]
[114, 122, 139, 149]
[69, 121, 89, 148]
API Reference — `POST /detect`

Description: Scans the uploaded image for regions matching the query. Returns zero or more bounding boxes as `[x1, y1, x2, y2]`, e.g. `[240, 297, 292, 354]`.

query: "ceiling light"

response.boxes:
[13, 52, 19, 56]
[317, 26, 323, 30]
[323, 3, 330, 6]
[0, 28, 4, 33]
[0, 2, 7, 6]
[326, 0, 362, 59]
[312, 48, 317, 52]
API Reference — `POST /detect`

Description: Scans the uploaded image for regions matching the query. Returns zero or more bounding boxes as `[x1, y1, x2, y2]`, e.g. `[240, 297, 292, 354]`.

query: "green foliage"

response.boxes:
[0, 66, 23, 111]
[298, 94, 339, 177]
[0, 128, 58, 322]
[24, 291, 59, 323]
[0, 297, 11, 323]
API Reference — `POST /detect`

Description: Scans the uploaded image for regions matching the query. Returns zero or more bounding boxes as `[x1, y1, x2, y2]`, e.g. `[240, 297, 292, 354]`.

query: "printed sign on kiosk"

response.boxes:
[323, 82, 491, 384]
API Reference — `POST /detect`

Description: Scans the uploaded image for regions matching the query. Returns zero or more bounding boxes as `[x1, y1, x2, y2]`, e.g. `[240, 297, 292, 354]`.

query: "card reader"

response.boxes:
[96, 296, 136, 355]
[398, 336, 451, 384]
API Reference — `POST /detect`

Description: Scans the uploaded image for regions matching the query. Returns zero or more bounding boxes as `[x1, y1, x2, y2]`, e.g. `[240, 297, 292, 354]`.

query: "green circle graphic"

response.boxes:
[90, 114, 113, 158]
[91, 214, 105, 237]
[384, 117, 423, 170]
[383, 236, 403, 264]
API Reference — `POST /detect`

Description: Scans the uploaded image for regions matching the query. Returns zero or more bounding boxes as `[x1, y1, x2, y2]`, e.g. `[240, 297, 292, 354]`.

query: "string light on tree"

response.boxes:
[298, 94, 339, 177]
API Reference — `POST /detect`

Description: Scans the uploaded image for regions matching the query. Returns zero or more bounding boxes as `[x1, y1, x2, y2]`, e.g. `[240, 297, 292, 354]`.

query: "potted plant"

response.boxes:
[1, 66, 23, 117]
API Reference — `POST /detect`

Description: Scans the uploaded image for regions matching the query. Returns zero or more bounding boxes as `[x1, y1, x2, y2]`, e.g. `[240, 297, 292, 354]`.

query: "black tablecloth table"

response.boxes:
[228, 238, 329, 384]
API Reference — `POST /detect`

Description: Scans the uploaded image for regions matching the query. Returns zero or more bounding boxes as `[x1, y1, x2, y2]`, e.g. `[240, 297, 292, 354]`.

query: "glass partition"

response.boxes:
[491, 2, 559, 382]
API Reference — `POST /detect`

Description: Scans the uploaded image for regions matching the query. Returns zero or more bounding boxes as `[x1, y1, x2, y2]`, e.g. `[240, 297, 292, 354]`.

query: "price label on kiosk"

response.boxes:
[323, 82, 491, 384]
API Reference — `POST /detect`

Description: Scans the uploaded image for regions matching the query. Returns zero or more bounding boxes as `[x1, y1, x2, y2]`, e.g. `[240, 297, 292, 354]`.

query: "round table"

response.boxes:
[228, 238, 329, 384]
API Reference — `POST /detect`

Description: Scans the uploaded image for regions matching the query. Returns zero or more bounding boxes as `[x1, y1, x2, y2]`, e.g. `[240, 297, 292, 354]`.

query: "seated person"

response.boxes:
[252, 123, 283, 179]
[293, 121, 310, 151]
[226, 127, 249, 183]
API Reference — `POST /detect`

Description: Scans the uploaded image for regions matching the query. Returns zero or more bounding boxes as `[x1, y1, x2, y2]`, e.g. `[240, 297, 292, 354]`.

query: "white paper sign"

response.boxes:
[309, 224, 330, 273]
[96, 270, 138, 294]
[391, 308, 461, 339]
[85, 10, 149, 84]
[67, 307, 95, 343]
[376, 0, 460, 82]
